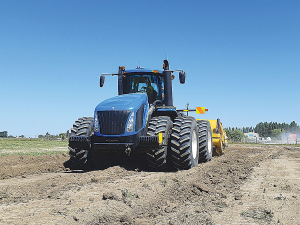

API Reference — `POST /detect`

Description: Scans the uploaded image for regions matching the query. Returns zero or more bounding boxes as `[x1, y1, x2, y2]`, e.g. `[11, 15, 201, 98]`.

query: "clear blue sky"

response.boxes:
[1, 0, 299, 137]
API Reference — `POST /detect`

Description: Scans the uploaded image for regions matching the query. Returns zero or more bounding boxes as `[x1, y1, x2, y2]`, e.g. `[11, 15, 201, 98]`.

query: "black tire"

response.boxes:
[64, 117, 94, 170]
[146, 116, 173, 171]
[197, 120, 213, 163]
[170, 116, 199, 170]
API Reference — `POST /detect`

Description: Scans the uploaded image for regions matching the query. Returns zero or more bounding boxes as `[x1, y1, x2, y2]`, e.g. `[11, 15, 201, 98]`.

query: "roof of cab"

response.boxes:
[125, 68, 163, 74]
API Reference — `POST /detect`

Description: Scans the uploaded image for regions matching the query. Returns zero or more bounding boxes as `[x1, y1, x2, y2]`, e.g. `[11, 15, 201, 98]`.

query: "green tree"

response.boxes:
[271, 129, 282, 140]
[225, 129, 232, 140]
[225, 129, 245, 142]
[255, 121, 300, 137]
[250, 126, 253, 132]
[288, 121, 300, 133]
[230, 129, 246, 142]
[59, 133, 66, 140]
[45, 132, 50, 140]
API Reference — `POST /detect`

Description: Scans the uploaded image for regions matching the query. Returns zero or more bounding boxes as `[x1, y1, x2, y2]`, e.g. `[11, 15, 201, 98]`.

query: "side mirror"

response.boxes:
[179, 71, 186, 84]
[100, 75, 105, 87]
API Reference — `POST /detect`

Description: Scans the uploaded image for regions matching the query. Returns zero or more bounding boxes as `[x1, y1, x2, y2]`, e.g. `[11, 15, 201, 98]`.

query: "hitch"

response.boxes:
[125, 145, 131, 156]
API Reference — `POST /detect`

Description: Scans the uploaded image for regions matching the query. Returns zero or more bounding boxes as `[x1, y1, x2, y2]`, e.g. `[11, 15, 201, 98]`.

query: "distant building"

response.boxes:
[0, 131, 8, 137]
[243, 132, 260, 143]
[244, 132, 259, 138]
[282, 133, 300, 141]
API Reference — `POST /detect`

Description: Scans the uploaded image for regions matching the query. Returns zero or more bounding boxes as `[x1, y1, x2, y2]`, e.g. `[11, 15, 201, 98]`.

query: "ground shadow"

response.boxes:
[64, 152, 177, 173]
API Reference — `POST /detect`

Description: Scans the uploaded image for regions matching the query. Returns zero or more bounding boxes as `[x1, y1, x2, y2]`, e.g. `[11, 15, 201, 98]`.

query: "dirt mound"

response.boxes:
[0, 153, 69, 180]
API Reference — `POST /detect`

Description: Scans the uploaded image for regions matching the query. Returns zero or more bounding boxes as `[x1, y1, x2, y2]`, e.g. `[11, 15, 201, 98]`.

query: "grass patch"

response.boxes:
[0, 138, 68, 156]
[213, 201, 228, 208]
[172, 177, 180, 182]
[159, 176, 167, 187]
[0, 188, 10, 199]
[121, 189, 138, 199]
[240, 208, 273, 221]
[281, 184, 292, 191]
[0, 151, 68, 157]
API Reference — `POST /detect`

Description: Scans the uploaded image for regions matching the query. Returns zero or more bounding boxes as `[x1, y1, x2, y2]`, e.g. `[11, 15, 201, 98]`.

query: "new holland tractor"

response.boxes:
[64, 60, 226, 171]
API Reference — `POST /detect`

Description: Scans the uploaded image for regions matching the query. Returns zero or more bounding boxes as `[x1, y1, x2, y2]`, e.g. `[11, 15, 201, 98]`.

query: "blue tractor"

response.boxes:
[64, 60, 213, 171]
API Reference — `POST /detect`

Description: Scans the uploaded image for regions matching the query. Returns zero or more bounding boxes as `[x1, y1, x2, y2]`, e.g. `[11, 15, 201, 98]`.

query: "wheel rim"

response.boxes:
[192, 130, 198, 160]
[207, 130, 212, 156]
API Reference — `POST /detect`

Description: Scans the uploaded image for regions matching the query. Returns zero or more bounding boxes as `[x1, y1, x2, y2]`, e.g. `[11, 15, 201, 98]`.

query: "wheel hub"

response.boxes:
[208, 130, 212, 156]
[192, 130, 197, 159]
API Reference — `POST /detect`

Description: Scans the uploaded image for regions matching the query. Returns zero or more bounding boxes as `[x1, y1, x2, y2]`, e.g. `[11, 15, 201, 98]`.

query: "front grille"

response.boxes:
[97, 110, 131, 135]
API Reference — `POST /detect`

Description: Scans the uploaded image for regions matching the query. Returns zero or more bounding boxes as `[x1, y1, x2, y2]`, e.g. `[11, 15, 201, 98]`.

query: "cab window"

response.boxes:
[127, 74, 161, 104]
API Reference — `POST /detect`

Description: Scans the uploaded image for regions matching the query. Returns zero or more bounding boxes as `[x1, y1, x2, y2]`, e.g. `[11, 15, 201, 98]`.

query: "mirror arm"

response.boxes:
[101, 73, 118, 76]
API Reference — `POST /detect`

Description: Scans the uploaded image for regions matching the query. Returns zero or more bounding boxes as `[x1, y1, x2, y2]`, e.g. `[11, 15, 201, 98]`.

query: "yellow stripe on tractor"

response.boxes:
[159, 132, 163, 144]
[197, 119, 227, 156]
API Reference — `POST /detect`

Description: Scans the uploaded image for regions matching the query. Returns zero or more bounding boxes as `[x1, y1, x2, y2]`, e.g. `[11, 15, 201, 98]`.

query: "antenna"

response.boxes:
[185, 103, 189, 116]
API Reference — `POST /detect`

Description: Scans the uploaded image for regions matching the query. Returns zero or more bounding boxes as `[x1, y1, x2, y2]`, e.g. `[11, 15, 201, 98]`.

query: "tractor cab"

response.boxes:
[100, 60, 186, 107]
[122, 69, 164, 104]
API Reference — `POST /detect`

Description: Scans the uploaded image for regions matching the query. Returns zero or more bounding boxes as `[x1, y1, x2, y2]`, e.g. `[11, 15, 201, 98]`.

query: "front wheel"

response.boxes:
[64, 117, 94, 170]
[170, 116, 199, 170]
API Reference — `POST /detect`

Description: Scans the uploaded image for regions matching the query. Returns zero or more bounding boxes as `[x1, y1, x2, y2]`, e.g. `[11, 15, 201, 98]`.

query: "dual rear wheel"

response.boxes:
[197, 120, 213, 163]
[146, 116, 213, 170]
[146, 116, 173, 171]
[170, 116, 199, 170]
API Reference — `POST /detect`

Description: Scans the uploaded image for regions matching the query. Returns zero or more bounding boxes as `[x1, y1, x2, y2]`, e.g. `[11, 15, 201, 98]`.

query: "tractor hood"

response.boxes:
[95, 93, 148, 112]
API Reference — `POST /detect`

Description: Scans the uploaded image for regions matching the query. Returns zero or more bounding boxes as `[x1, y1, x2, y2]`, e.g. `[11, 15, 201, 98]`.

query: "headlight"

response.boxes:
[126, 111, 135, 132]
[94, 112, 99, 132]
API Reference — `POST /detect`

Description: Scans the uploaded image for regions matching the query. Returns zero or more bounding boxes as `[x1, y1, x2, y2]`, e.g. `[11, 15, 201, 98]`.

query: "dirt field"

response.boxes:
[0, 144, 299, 225]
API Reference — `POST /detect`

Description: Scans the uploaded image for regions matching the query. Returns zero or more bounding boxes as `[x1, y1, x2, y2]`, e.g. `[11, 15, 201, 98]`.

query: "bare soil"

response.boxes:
[0, 144, 299, 225]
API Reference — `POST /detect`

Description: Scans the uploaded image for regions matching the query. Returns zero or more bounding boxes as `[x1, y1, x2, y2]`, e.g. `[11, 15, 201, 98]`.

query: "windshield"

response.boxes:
[126, 74, 163, 104]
